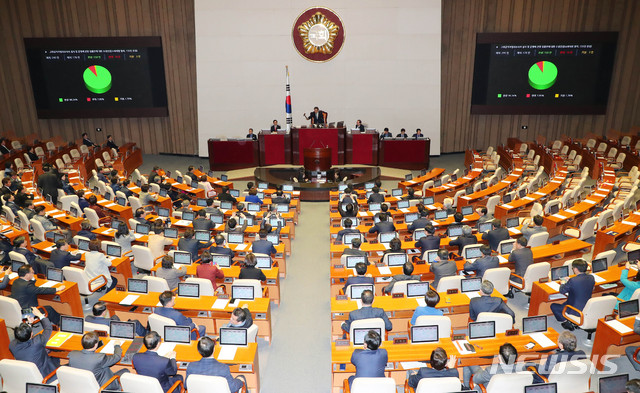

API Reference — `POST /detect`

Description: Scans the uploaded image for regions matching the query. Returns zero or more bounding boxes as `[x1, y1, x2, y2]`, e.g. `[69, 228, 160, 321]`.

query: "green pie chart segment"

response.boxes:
[528, 61, 557, 90]
[83, 65, 112, 94]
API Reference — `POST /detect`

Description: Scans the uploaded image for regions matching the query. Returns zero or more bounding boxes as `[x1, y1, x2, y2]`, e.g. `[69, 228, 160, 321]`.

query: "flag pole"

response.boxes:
[285, 66, 292, 132]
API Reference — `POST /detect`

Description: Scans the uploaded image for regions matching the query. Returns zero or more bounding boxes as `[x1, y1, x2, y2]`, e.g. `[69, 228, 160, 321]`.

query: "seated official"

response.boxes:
[11, 265, 64, 325]
[87, 195, 107, 218]
[114, 222, 136, 255]
[22, 199, 36, 220]
[396, 128, 408, 139]
[217, 186, 237, 204]
[204, 198, 224, 216]
[86, 301, 147, 336]
[618, 261, 640, 305]
[157, 255, 187, 291]
[367, 186, 385, 203]
[368, 213, 396, 235]
[13, 236, 53, 275]
[68, 331, 128, 390]
[408, 208, 432, 232]
[106, 134, 119, 149]
[224, 217, 248, 234]
[508, 236, 533, 287]
[149, 225, 174, 260]
[343, 262, 374, 293]
[348, 330, 388, 388]
[178, 229, 212, 261]
[443, 198, 456, 216]
[355, 119, 365, 133]
[245, 188, 263, 205]
[238, 253, 266, 281]
[77, 219, 97, 240]
[403, 188, 420, 201]
[186, 337, 245, 393]
[85, 239, 118, 292]
[251, 229, 277, 256]
[550, 258, 595, 330]
[271, 189, 289, 205]
[139, 184, 159, 206]
[408, 347, 459, 389]
[469, 280, 515, 323]
[463, 244, 499, 279]
[132, 331, 183, 393]
[224, 307, 253, 328]
[209, 234, 235, 258]
[0, 266, 11, 289]
[382, 237, 405, 256]
[482, 219, 510, 251]
[342, 237, 369, 265]
[382, 261, 419, 294]
[412, 128, 424, 139]
[9, 308, 60, 376]
[626, 318, 640, 372]
[50, 239, 81, 269]
[337, 218, 360, 243]
[533, 331, 585, 383]
[337, 199, 358, 218]
[195, 251, 224, 293]
[246, 128, 257, 140]
[155, 291, 206, 339]
[373, 203, 390, 223]
[132, 208, 148, 226]
[192, 210, 215, 231]
[430, 249, 457, 289]
[450, 225, 477, 254]
[410, 289, 444, 325]
[341, 289, 392, 333]
[270, 120, 281, 132]
[380, 127, 393, 139]
[476, 207, 493, 225]
[415, 224, 440, 256]
[463, 343, 518, 390]
[521, 215, 548, 242]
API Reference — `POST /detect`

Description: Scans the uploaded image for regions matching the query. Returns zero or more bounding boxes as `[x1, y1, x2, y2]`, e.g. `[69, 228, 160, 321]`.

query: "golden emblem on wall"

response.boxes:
[297, 12, 340, 55]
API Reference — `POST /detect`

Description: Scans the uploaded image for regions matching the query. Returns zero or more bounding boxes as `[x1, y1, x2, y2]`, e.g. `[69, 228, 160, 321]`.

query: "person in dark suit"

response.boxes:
[186, 337, 244, 393]
[354, 120, 365, 133]
[0, 266, 11, 289]
[209, 234, 235, 258]
[396, 128, 408, 138]
[192, 210, 215, 232]
[14, 236, 53, 275]
[521, 215, 548, 242]
[9, 308, 60, 377]
[625, 318, 640, 372]
[10, 265, 64, 325]
[178, 229, 212, 261]
[37, 164, 62, 205]
[382, 261, 420, 294]
[476, 206, 493, 225]
[105, 135, 119, 150]
[82, 132, 97, 147]
[337, 218, 360, 243]
[132, 331, 182, 392]
[430, 249, 458, 289]
[348, 330, 388, 387]
[342, 238, 370, 265]
[412, 128, 425, 139]
[337, 199, 358, 218]
[408, 347, 460, 389]
[223, 307, 253, 328]
[408, 209, 431, 232]
[533, 331, 586, 383]
[380, 127, 393, 139]
[341, 290, 393, 332]
[464, 343, 519, 390]
[86, 301, 147, 336]
[482, 219, 510, 251]
[251, 229, 277, 256]
[550, 258, 595, 330]
[450, 225, 477, 254]
[238, 253, 266, 281]
[469, 280, 515, 322]
[271, 189, 289, 205]
[415, 224, 440, 256]
[217, 186, 237, 204]
[507, 236, 533, 287]
[368, 213, 396, 235]
[463, 244, 499, 279]
[0, 138, 11, 155]
[154, 291, 206, 339]
[270, 120, 281, 132]
[367, 187, 385, 203]
[246, 128, 258, 140]
[68, 331, 127, 390]
[304, 106, 325, 127]
[50, 239, 82, 269]
[343, 262, 374, 293]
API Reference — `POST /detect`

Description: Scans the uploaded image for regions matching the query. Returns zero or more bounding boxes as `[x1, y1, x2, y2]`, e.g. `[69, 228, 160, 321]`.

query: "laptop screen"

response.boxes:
[434, 210, 447, 220]
[523, 316, 547, 334]
[219, 327, 248, 346]
[365, 182, 374, 190]
[266, 233, 279, 244]
[461, 277, 482, 293]
[599, 374, 629, 393]
[464, 246, 483, 260]
[368, 202, 381, 212]
[478, 222, 492, 233]
[451, 174, 458, 181]
[350, 284, 374, 299]
[397, 200, 410, 209]
[238, 217, 254, 227]
[411, 325, 439, 343]
[519, 188, 527, 198]
[227, 233, 244, 244]
[164, 325, 191, 344]
[247, 203, 260, 212]
[220, 201, 233, 210]
[524, 383, 558, 393]
[282, 184, 293, 192]
[171, 251, 191, 265]
[115, 196, 126, 206]
[503, 194, 512, 204]
[551, 266, 569, 281]
[128, 278, 148, 294]
[257, 182, 268, 189]
[181, 211, 194, 221]
[619, 299, 639, 318]
[423, 196, 434, 205]
[387, 253, 407, 267]
[256, 255, 272, 269]
[178, 283, 200, 298]
[461, 205, 473, 216]
[157, 207, 169, 217]
[229, 189, 240, 198]
[195, 230, 210, 242]
[405, 174, 413, 181]
[77, 238, 90, 251]
[465, 186, 474, 195]
[211, 254, 232, 268]
[468, 321, 496, 339]
[176, 176, 183, 184]
[345, 256, 366, 268]
[549, 204, 559, 215]
[209, 214, 223, 225]
[164, 227, 178, 239]
[60, 315, 84, 334]
[26, 384, 57, 393]
[392, 188, 403, 197]
[500, 241, 515, 254]
[276, 204, 289, 213]
[434, 179, 442, 187]
[353, 327, 382, 346]
[506, 217, 520, 228]
[220, 174, 228, 181]
[426, 250, 438, 263]
[47, 267, 64, 282]
[231, 285, 255, 300]
[110, 321, 135, 340]
[196, 198, 207, 207]
[106, 244, 121, 257]
[405, 213, 418, 223]
[343, 233, 361, 246]
[447, 226, 463, 237]
[70, 206, 79, 217]
[379, 232, 397, 243]
[11, 260, 25, 272]
[407, 282, 430, 297]
[591, 257, 608, 273]
[136, 223, 150, 235]
[414, 230, 427, 241]
[159, 188, 168, 198]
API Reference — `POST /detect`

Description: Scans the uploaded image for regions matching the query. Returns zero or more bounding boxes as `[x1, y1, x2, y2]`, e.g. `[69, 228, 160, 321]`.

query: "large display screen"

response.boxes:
[471, 32, 618, 114]
[24, 37, 168, 118]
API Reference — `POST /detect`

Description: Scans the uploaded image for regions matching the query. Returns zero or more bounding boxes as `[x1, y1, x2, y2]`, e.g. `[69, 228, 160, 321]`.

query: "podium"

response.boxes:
[303, 147, 331, 171]
[291, 127, 346, 165]
[346, 131, 379, 165]
[259, 131, 291, 165]
[208, 138, 259, 170]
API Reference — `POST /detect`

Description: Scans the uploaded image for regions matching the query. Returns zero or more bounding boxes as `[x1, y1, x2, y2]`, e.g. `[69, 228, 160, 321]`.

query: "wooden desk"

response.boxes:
[0, 273, 83, 317]
[423, 153, 484, 203]
[457, 162, 524, 209]
[378, 138, 430, 170]
[346, 131, 379, 165]
[207, 139, 259, 171]
[398, 168, 445, 192]
[291, 127, 346, 165]
[591, 316, 640, 370]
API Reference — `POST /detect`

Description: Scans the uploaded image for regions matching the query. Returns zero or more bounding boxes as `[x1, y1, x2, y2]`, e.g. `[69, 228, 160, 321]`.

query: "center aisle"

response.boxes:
[258, 201, 331, 392]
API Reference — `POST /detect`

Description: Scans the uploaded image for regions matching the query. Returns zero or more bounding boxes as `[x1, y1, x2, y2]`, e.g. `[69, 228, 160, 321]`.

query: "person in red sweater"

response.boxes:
[196, 251, 224, 293]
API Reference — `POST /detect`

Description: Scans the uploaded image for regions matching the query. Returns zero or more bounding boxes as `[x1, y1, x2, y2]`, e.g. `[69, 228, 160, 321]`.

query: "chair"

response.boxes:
[562, 295, 617, 345]
[128, 196, 143, 211]
[550, 140, 563, 151]
[485, 195, 500, 216]
[14, 157, 24, 171]
[611, 153, 626, 170]
[345, 377, 396, 393]
[57, 365, 116, 393]
[246, 323, 259, 343]
[596, 142, 607, 154]
[562, 216, 598, 241]
[559, 145, 569, 157]
[2, 206, 15, 225]
[29, 219, 48, 243]
[482, 267, 511, 295]
[35, 146, 46, 158]
[0, 359, 57, 392]
[527, 232, 549, 248]
[476, 312, 513, 334]
[70, 202, 83, 217]
[148, 313, 176, 339]
[186, 374, 246, 393]
[143, 276, 171, 293]
[16, 210, 31, 233]
[184, 277, 215, 296]
[70, 149, 81, 159]
[473, 372, 533, 393]
[389, 280, 421, 296]
[452, 190, 466, 208]
[348, 318, 386, 342]
[545, 359, 594, 393]
[9, 251, 28, 264]
[83, 208, 100, 229]
[45, 141, 56, 152]
[436, 276, 463, 293]
[595, 209, 614, 231]
[594, 250, 616, 267]
[413, 315, 452, 338]
[62, 267, 107, 307]
[120, 371, 182, 393]
[59, 195, 79, 211]
[101, 240, 123, 256]
[79, 144, 90, 155]
[509, 262, 550, 295]
[231, 279, 263, 299]
[0, 295, 24, 328]
[131, 245, 158, 272]
[567, 155, 582, 172]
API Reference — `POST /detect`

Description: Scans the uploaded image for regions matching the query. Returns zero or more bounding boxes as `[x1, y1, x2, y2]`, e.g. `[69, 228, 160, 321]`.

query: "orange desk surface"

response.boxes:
[397, 168, 446, 191]
[591, 316, 640, 370]
[494, 168, 567, 219]
[457, 164, 523, 208]
[0, 273, 83, 317]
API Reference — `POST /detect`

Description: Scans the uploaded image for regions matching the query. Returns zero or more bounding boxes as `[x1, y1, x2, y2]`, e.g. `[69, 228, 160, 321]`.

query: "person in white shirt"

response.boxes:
[85, 239, 117, 292]
[148, 224, 173, 259]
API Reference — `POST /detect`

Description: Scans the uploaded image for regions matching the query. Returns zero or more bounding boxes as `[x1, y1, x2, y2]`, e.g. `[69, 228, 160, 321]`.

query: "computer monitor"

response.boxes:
[157, 207, 170, 217]
[423, 196, 434, 205]
[110, 219, 121, 229]
[465, 186, 474, 195]
[368, 202, 381, 212]
[60, 315, 84, 334]
[247, 203, 260, 212]
[282, 184, 293, 192]
[104, 192, 112, 201]
[164, 227, 178, 239]
[229, 189, 240, 198]
[238, 216, 254, 226]
[524, 383, 558, 393]
[518, 188, 527, 198]
[461, 205, 473, 216]
[257, 182, 268, 189]
[77, 238, 90, 251]
[411, 325, 439, 343]
[127, 278, 148, 294]
[106, 244, 121, 258]
[352, 327, 382, 346]
[464, 246, 483, 260]
[195, 230, 210, 242]
[434, 210, 447, 220]
[364, 182, 374, 190]
[447, 226, 463, 237]
[407, 282, 430, 298]
[175, 176, 183, 184]
[132, 224, 149, 237]
[173, 251, 192, 265]
[405, 174, 413, 181]
[506, 217, 519, 228]
[350, 284, 374, 299]
[549, 204, 560, 215]
[164, 325, 191, 344]
[181, 211, 195, 221]
[599, 374, 629, 393]
[266, 233, 279, 245]
[211, 215, 224, 225]
[606, 215, 614, 227]
[159, 188, 168, 198]
[551, 266, 569, 281]
[619, 299, 639, 318]
[11, 260, 25, 272]
[343, 233, 361, 246]
[231, 285, 255, 301]
[468, 320, 496, 340]
[227, 233, 244, 244]
[405, 213, 419, 223]
[426, 250, 438, 263]
[414, 230, 427, 241]
[338, 184, 348, 192]
[177, 282, 200, 298]
[47, 267, 64, 282]
[116, 196, 126, 206]
[220, 201, 233, 210]
[451, 174, 458, 181]
[461, 277, 482, 293]
[522, 316, 547, 334]
[392, 188, 403, 197]
[478, 222, 492, 233]
[70, 206, 79, 218]
[220, 174, 228, 181]
[379, 232, 397, 243]
[503, 194, 512, 204]
[397, 200, 410, 209]
[499, 241, 515, 255]
[345, 255, 366, 269]
[591, 257, 608, 273]
[256, 255, 272, 269]
[219, 327, 248, 346]
[211, 254, 232, 268]
[26, 383, 58, 393]
[191, 181, 199, 189]
[110, 321, 135, 340]
[276, 204, 289, 213]
[196, 198, 207, 207]
[387, 253, 407, 267]
[434, 179, 442, 187]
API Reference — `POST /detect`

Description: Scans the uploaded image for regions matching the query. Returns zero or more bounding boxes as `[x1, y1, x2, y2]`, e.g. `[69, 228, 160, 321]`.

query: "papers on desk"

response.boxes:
[605, 319, 633, 334]
[103, 228, 117, 234]
[472, 168, 483, 172]
[426, 205, 436, 210]
[134, 233, 144, 240]
[34, 201, 46, 206]
[174, 220, 192, 226]
[212, 298, 230, 310]
[550, 180, 562, 184]
[460, 196, 470, 200]
[7, 272, 18, 280]
[497, 255, 508, 263]
[399, 208, 410, 214]
[466, 291, 481, 300]
[591, 273, 606, 283]
[101, 339, 125, 354]
[47, 332, 74, 347]
[104, 203, 117, 208]
[535, 192, 546, 196]
[551, 214, 566, 220]
[217, 345, 238, 361]
[382, 243, 390, 250]
[157, 342, 177, 357]
[43, 245, 55, 253]
[46, 209, 61, 216]
[565, 209, 578, 215]
[228, 299, 241, 308]
[508, 228, 521, 235]
[415, 298, 426, 307]
[546, 281, 561, 292]
[523, 197, 535, 201]
[400, 361, 427, 370]
[502, 204, 513, 209]
[584, 200, 597, 205]
[358, 212, 368, 217]
[501, 180, 510, 184]
[377, 266, 392, 275]
[622, 221, 638, 226]
[529, 332, 555, 348]
[594, 193, 608, 198]
[453, 340, 475, 355]
[39, 281, 58, 288]
[119, 294, 140, 306]
[52, 213, 66, 219]
[234, 244, 249, 251]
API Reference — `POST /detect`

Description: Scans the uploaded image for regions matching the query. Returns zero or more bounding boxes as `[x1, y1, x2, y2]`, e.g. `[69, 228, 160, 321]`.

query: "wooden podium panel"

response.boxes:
[207, 139, 259, 170]
[259, 131, 291, 165]
[379, 138, 430, 169]
[291, 127, 346, 165]
[346, 131, 379, 165]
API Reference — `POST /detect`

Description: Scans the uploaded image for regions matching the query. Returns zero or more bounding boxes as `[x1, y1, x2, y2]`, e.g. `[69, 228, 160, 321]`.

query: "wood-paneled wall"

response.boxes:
[0, 0, 197, 155]
[441, 0, 640, 153]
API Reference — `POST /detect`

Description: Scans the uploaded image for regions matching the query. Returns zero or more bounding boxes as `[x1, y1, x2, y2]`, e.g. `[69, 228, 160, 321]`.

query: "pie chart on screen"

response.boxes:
[528, 61, 557, 90]
[83, 65, 112, 94]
